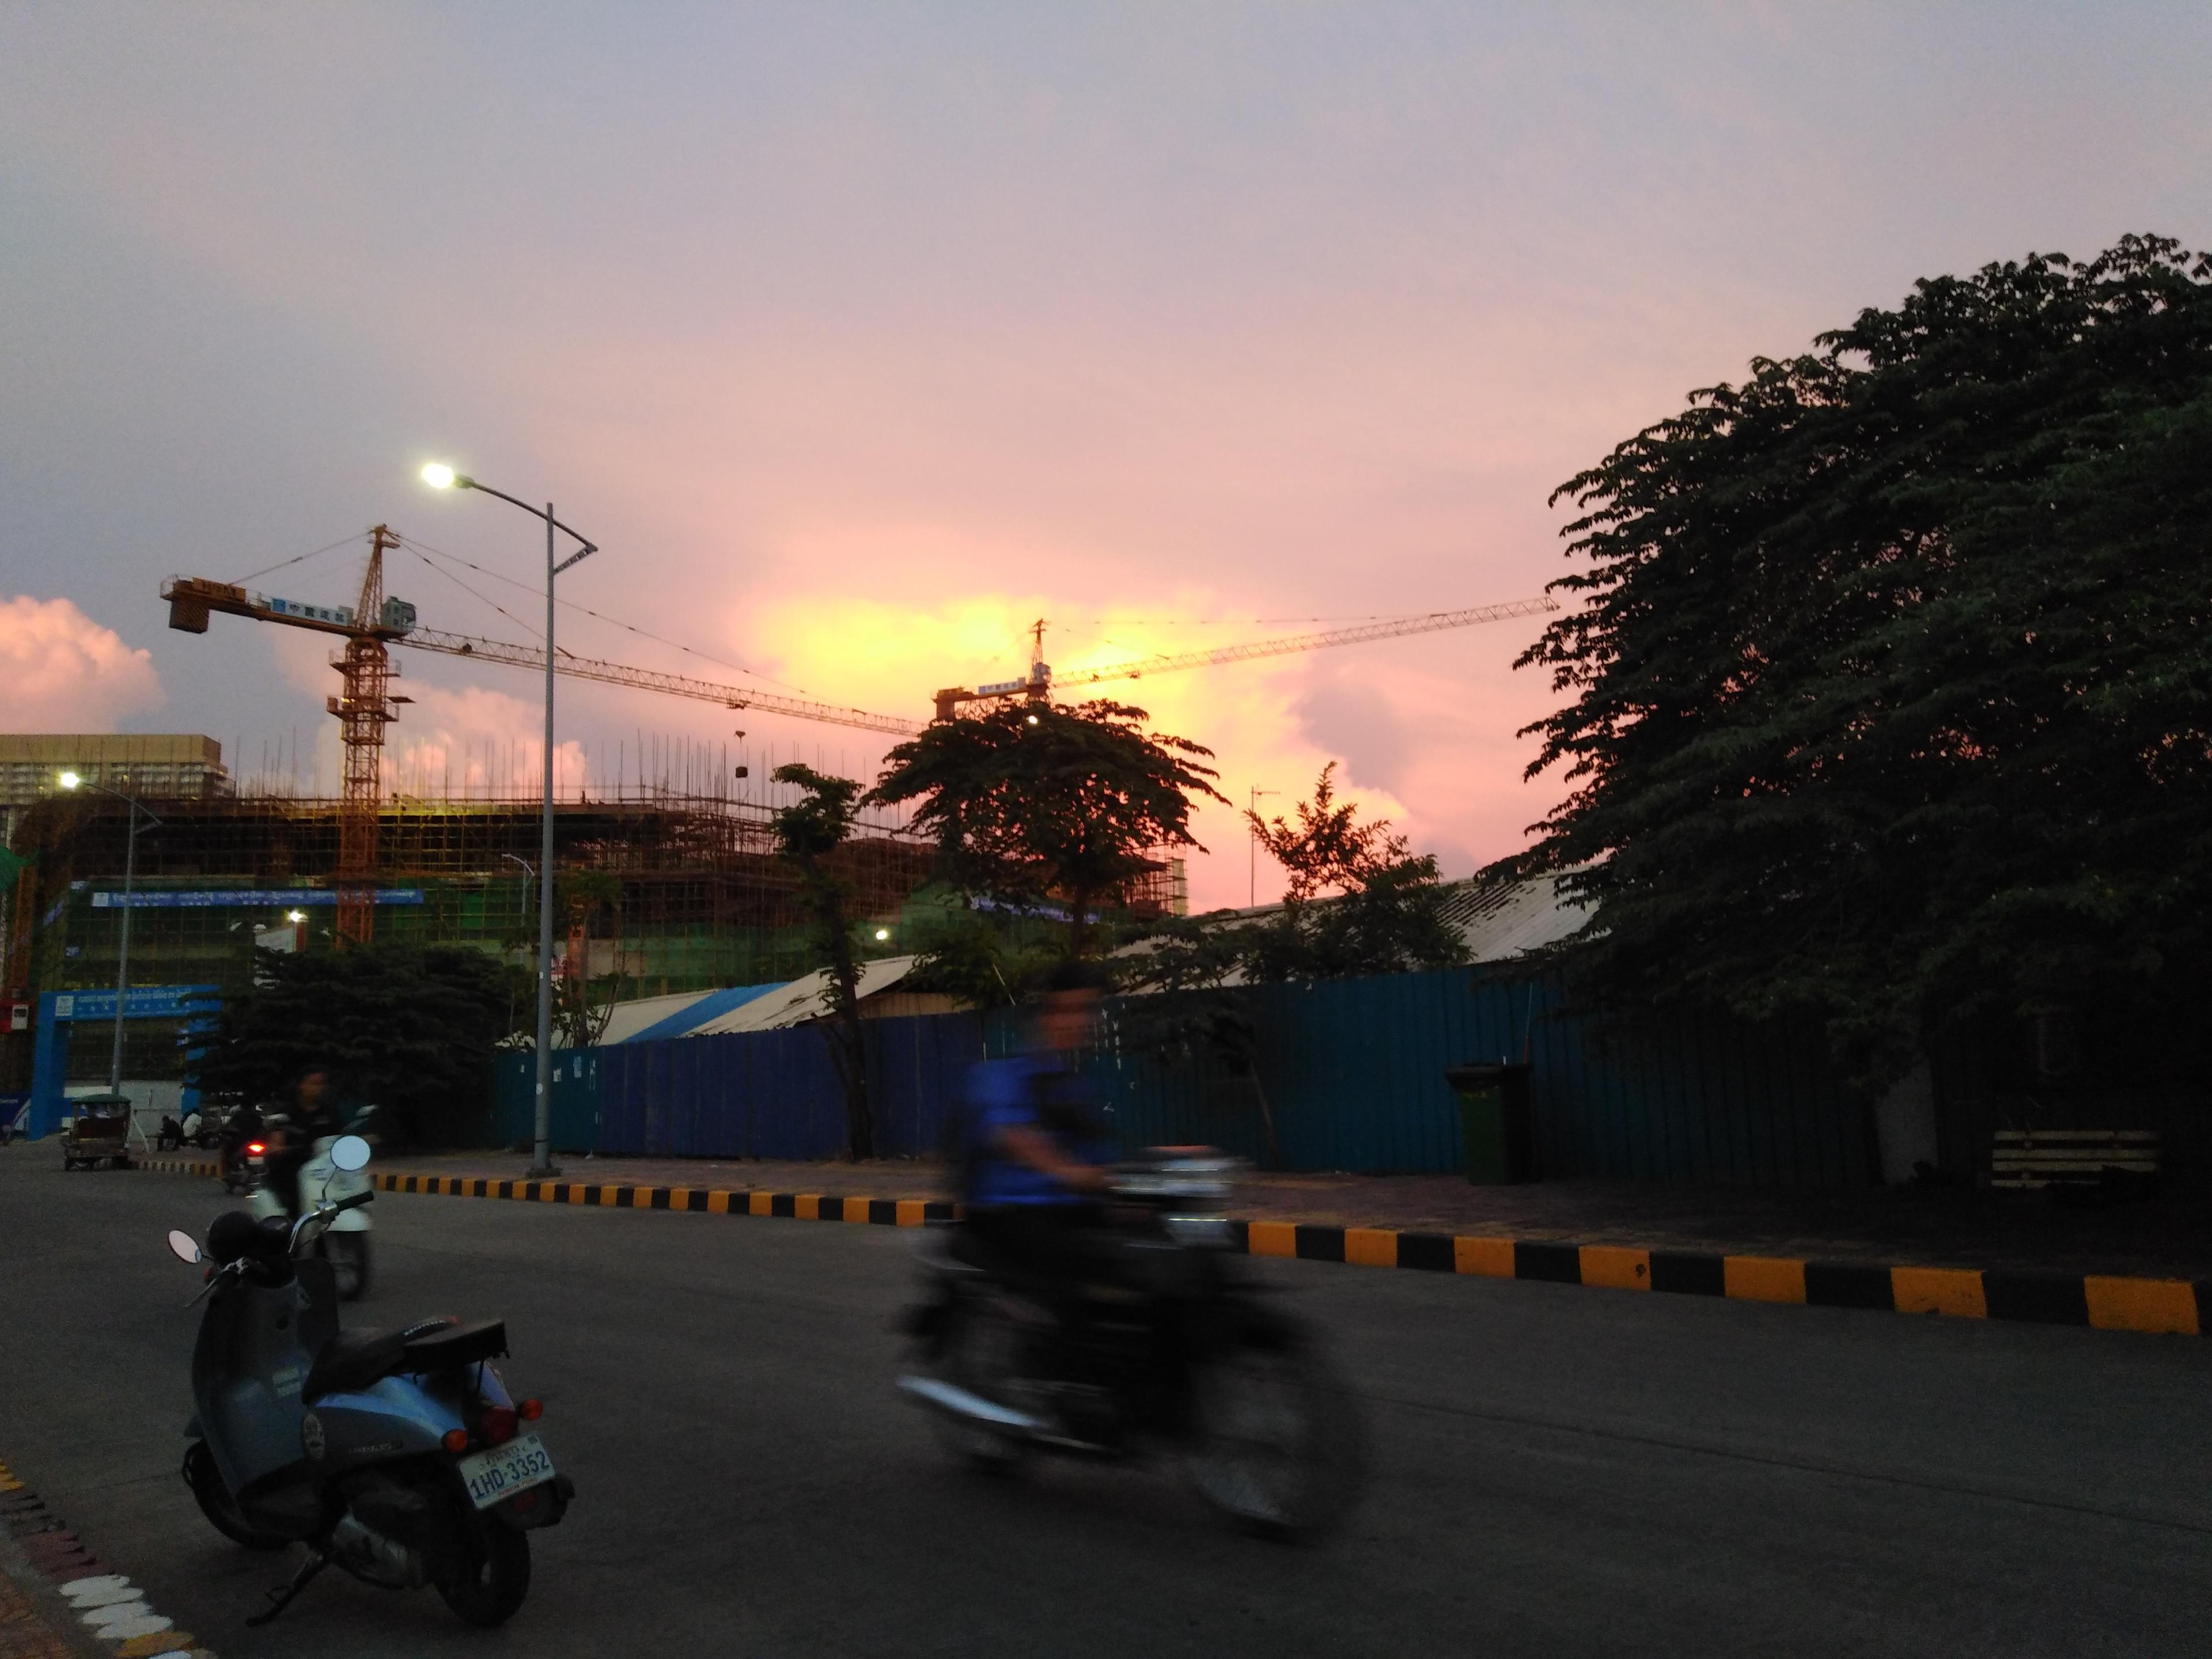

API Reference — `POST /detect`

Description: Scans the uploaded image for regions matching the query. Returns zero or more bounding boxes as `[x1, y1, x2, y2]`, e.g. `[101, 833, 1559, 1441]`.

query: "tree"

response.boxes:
[1241, 763, 1465, 982]
[1517, 234, 2212, 1085]
[1248, 762, 1397, 899]
[551, 869, 624, 1051]
[189, 943, 526, 1146]
[867, 699, 1226, 955]
[770, 762, 874, 1160]
[897, 884, 1057, 1010]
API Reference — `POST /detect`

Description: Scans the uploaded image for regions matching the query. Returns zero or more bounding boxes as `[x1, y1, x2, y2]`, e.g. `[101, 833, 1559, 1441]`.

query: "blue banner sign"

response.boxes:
[89, 888, 425, 909]
[42, 985, 221, 1021]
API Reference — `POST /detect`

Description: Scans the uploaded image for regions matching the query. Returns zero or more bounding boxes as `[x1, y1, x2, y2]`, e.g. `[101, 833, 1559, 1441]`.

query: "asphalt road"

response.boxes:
[3, 1148, 2209, 1658]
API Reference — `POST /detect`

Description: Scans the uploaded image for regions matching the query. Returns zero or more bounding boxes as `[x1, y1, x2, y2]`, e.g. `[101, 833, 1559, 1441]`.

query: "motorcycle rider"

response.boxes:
[216, 1100, 263, 1185]
[957, 961, 1118, 1336]
[262, 1063, 344, 1218]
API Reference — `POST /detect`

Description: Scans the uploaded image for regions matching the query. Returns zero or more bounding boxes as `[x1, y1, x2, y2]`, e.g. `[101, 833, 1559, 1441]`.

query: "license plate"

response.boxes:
[456, 1433, 555, 1510]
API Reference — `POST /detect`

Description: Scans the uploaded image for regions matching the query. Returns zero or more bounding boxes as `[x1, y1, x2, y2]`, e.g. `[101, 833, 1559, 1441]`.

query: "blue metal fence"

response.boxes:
[495, 969, 1876, 1189]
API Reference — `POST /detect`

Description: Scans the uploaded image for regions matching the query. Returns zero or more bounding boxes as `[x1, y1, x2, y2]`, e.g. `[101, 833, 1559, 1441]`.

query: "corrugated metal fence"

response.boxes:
[495, 968, 1878, 1188]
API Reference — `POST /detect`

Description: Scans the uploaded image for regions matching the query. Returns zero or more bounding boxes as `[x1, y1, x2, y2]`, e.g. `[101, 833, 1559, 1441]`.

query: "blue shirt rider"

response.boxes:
[959, 962, 1116, 1291]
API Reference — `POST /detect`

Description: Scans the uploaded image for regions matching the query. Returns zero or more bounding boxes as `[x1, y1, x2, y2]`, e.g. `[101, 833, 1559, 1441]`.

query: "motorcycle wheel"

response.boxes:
[181, 1442, 288, 1551]
[1183, 1331, 1367, 1541]
[319, 1232, 372, 1301]
[437, 1510, 531, 1627]
[930, 1296, 1032, 1477]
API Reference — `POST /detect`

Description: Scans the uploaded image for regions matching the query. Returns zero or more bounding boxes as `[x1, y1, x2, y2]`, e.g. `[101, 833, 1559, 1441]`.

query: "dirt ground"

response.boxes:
[365, 1150, 2212, 1280]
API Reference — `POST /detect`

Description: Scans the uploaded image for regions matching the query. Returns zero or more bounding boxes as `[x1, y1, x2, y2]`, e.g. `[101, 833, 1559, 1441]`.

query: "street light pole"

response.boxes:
[1248, 786, 1278, 908]
[537, 504, 558, 1162]
[58, 772, 160, 1096]
[422, 463, 597, 1179]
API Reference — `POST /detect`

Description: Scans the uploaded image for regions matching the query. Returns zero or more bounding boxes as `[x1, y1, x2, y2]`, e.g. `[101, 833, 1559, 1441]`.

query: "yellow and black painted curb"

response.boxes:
[1, 1451, 214, 1657]
[137, 1157, 2212, 1338]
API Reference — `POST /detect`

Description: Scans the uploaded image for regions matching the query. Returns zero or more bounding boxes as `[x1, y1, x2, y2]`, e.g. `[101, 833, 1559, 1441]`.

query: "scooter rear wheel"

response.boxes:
[181, 1442, 288, 1551]
[437, 1511, 531, 1626]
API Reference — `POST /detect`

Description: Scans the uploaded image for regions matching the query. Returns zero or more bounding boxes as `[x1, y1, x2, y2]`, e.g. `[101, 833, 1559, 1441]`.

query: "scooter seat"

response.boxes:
[305, 1327, 413, 1400]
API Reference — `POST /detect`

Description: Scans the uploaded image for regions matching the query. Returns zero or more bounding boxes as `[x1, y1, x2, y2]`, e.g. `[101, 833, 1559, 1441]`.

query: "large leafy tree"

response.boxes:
[770, 763, 875, 1160]
[189, 944, 527, 1145]
[1518, 235, 2212, 1084]
[868, 699, 1226, 954]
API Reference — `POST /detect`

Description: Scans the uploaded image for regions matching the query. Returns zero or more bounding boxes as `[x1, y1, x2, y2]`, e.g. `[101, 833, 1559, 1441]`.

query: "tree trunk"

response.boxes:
[1066, 882, 1094, 958]
[823, 907, 874, 1161]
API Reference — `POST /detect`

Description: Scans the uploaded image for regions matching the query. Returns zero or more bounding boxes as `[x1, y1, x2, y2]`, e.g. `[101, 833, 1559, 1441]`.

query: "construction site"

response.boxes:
[2, 524, 1549, 1100]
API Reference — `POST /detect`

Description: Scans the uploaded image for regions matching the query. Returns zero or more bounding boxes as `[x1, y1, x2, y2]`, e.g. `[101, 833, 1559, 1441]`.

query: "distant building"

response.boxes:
[0, 734, 231, 842]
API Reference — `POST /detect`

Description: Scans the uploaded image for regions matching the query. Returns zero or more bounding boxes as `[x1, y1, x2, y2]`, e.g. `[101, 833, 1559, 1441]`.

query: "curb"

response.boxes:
[0, 1453, 214, 1659]
[139, 1158, 2211, 1338]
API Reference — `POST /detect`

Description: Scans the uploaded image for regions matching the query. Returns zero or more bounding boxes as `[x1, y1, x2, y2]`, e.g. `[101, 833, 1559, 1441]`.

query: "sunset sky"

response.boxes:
[6, 4, 2207, 908]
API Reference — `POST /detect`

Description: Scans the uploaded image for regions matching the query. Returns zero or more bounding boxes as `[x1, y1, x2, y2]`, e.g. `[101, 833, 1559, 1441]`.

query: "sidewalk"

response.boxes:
[362, 1152, 2212, 1282]
[0, 1454, 207, 1659]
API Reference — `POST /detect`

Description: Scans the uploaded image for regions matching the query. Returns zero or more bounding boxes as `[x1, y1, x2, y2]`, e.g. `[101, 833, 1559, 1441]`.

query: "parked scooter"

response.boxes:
[252, 1104, 378, 1301]
[895, 1150, 1367, 1539]
[168, 1134, 571, 1628]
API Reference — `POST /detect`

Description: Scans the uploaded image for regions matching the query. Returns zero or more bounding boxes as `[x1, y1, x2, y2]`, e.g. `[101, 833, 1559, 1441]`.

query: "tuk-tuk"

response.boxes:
[60, 1094, 134, 1171]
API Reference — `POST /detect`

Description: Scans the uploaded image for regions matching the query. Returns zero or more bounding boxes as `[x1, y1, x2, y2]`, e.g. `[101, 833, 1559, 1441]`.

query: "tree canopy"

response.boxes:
[189, 943, 525, 1145]
[1517, 234, 2212, 1083]
[867, 698, 1225, 952]
[1132, 762, 1465, 988]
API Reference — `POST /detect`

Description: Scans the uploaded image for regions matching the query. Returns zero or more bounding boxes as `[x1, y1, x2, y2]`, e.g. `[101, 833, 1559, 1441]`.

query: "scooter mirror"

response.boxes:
[329, 1134, 372, 1173]
[166, 1229, 203, 1265]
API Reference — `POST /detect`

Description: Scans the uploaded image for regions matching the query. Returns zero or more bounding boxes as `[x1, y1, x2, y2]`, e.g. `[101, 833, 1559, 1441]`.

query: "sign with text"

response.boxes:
[88, 888, 425, 909]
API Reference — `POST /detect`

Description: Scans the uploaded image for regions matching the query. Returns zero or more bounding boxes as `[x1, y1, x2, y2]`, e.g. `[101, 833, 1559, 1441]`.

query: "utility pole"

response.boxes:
[1248, 786, 1278, 908]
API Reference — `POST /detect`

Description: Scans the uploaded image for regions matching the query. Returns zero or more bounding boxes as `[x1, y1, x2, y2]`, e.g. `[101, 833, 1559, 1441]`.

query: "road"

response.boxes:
[2, 1148, 2208, 1658]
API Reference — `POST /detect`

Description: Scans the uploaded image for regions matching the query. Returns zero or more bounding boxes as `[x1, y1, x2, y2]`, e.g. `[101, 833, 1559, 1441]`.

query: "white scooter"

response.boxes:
[253, 1104, 378, 1301]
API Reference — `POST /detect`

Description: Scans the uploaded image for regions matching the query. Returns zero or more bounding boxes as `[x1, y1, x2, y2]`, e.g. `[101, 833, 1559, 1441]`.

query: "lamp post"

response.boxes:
[422, 463, 597, 1179]
[1248, 786, 1279, 908]
[58, 771, 161, 1096]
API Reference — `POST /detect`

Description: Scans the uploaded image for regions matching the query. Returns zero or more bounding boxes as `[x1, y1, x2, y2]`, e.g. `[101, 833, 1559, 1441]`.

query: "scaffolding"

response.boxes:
[6, 786, 941, 999]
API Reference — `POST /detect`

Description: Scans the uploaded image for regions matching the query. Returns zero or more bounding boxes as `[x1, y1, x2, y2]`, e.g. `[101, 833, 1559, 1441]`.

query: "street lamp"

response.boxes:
[58, 771, 161, 1098]
[423, 461, 598, 1179]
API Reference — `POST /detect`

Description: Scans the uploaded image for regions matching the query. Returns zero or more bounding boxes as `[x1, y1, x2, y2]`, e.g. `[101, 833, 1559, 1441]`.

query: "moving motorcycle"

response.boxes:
[167, 1134, 571, 1627]
[216, 1110, 264, 1196]
[251, 1104, 378, 1301]
[896, 1150, 1367, 1539]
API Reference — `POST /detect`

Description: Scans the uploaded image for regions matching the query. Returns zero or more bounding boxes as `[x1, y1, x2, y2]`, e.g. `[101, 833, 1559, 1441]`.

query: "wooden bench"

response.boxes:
[1990, 1128, 2160, 1191]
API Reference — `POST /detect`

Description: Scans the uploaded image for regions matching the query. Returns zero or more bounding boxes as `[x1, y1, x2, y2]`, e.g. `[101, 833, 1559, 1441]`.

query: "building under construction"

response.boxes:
[8, 782, 935, 997]
[1, 740, 1186, 1093]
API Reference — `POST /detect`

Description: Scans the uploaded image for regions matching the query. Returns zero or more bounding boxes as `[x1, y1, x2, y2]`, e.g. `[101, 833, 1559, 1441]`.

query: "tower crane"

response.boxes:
[164, 531, 1558, 937]
[929, 596, 1560, 721]
[162, 542, 922, 937]
[164, 529, 414, 944]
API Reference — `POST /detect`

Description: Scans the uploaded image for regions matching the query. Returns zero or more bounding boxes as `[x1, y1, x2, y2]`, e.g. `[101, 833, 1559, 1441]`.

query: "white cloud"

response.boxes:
[0, 594, 164, 730]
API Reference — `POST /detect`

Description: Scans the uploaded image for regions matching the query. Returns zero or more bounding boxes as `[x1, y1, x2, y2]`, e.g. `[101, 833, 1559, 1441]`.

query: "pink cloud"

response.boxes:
[0, 594, 164, 731]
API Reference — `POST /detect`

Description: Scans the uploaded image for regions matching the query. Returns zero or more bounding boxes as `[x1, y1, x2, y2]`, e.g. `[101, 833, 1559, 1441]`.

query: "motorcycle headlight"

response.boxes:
[1164, 1214, 1234, 1249]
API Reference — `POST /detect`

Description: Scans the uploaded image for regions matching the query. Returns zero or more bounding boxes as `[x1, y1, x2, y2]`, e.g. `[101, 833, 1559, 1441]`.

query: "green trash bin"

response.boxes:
[1444, 1063, 1534, 1184]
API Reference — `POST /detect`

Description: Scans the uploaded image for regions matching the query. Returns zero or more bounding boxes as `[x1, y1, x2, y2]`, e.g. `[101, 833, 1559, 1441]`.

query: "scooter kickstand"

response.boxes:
[246, 1546, 332, 1627]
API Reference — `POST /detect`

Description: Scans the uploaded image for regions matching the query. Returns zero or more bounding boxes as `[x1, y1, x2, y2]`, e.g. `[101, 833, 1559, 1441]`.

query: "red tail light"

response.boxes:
[441, 1428, 470, 1454]
[247, 1142, 265, 1155]
[480, 1406, 518, 1446]
[517, 1398, 543, 1422]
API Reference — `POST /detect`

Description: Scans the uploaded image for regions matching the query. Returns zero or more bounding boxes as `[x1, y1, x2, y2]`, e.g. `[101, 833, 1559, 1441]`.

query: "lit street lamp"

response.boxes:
[58, 770, 161, 1099]
[422, 463, 597, 1179]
